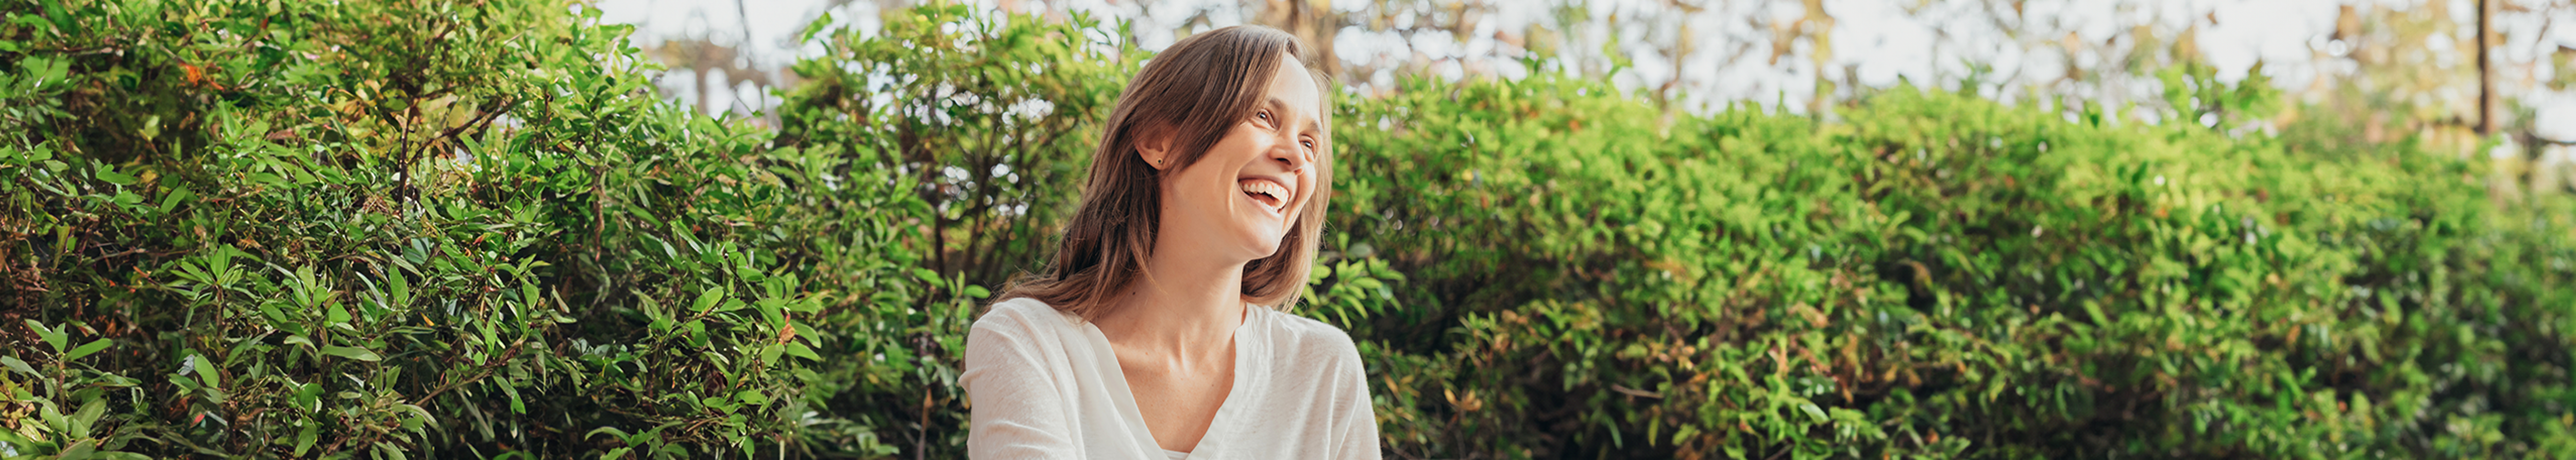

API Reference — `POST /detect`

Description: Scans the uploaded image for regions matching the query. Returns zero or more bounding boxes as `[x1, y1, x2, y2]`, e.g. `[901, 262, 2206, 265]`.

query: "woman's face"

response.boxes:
[1155, 53, 1323, 263]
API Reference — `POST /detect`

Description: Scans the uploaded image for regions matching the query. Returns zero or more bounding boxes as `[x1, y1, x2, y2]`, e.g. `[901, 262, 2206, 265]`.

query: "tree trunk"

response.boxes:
[2478, 0, 2495, 137]
[1259, 0, 1341, 78]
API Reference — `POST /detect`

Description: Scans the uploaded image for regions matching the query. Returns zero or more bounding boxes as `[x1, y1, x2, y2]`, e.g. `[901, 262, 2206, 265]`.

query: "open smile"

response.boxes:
[1238, 178, 1289, 215]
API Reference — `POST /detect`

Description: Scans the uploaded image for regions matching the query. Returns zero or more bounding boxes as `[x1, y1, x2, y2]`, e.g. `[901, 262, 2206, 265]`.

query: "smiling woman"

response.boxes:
[956, 25, 1378, 459]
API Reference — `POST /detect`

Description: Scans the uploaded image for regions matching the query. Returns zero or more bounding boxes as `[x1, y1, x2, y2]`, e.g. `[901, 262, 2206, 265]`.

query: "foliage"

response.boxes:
[0, 0, 867, 457]
[767, 3, 1142, 455]
[1320, 69, 2576, 458]
[5, 2, 2574, 459]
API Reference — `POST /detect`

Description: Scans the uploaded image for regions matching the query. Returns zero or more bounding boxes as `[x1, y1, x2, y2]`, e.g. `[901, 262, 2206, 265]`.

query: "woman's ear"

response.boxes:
[1135, 125, 1174, 170]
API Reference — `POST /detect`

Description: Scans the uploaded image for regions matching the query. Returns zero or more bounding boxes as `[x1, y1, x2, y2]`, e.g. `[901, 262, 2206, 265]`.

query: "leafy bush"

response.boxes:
[5, 1, 2572, 459]
[0, 0, 874, 457]
[1326, 69, 2576, 458]
[767, 3, 1142, 455]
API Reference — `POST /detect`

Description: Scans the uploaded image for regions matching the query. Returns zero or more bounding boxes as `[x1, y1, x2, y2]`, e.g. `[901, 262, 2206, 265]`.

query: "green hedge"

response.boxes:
[1328, 70, 2576, 458]
[1, 0, 870, 457]
[4, 1, 2572, 459]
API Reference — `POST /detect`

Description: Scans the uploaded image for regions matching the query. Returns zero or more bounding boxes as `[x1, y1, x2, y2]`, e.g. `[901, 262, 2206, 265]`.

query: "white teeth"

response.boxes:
[1239, 180, 1287, 211]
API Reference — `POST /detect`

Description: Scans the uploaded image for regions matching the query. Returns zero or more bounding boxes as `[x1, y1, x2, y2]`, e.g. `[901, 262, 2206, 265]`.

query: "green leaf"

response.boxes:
[260, 302, 295, 325]
[386, 268, 412, 307]
[1798, 402, 1828, 422]
[296, 382, 325, 412]
[38, 400, 65, 433]
[95, 166, 137, 185]
[0, 355, 35, 376]
[378, 441, 409, 460]
[56, 439, 96, 460]
[502, 379, 526, 414]
[521, 276, 541, 309]
[28, 319, 65, 353]
[319, 346, 383, 362]
[66, 338, 112, 361]
[682, 320, 708, 347]
[69, 398, 105, 434]
[782, 342, 821, 362]
[37, 0, 67, 28]
[192, 353, 221, 389]
[157, 185, 195, 215]
[294, 423, 318, 456]
[692, 287, 724, 314]
[71, 398, 105, 436]
[292, 264, 321, 307]
[138, 115, 162, 141]
[756, 300, 785, 329]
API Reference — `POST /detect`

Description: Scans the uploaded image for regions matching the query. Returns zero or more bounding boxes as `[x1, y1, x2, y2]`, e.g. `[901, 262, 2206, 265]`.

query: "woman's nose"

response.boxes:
[1269, 131, 1310, 170]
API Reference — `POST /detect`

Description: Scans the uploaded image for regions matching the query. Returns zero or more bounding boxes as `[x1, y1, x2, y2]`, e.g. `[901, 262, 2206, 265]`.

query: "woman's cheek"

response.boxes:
[1292, 175, 1316, 219]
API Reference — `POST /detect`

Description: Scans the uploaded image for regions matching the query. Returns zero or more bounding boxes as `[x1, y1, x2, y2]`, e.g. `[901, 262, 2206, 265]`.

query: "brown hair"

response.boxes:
[998, 25, 1333, 321]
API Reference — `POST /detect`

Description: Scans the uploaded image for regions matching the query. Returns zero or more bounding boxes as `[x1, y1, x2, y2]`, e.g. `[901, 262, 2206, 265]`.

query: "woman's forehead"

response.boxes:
[1265, 54, 1323, 116]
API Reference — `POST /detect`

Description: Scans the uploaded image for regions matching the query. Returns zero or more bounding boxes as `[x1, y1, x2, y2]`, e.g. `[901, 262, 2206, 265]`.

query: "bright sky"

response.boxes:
[594, 0, 2576, 143]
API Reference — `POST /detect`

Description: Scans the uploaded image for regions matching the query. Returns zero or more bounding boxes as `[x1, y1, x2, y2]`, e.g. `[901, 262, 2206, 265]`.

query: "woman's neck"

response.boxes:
[1092, 249, 1248, 361]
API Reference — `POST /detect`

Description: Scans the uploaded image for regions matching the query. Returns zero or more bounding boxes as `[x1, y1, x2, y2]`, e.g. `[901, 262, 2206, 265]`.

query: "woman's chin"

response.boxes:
[1225, 233, 1287, 261]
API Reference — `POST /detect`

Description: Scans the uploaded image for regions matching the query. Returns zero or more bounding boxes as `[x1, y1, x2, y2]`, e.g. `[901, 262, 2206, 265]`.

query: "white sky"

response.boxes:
[594, 0, 2576, 140]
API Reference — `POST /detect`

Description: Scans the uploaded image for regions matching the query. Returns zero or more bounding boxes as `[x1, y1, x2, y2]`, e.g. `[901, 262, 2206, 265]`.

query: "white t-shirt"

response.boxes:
[961, 297, 1382, 459]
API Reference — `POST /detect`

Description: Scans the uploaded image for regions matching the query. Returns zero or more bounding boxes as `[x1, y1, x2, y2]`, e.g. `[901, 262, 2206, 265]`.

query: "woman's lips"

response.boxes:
[1238, 178, 1287, 213]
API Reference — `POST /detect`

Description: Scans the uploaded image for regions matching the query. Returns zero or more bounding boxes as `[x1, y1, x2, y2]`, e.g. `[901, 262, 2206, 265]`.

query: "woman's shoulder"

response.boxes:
[1245, 308, 1373, 407]
[1249, 306, 1365, 366]
[972, 297, 1085, 339]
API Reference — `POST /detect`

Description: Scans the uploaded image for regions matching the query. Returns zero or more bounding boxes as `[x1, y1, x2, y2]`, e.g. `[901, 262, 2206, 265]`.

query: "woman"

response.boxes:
[958, 25, 1378, 459]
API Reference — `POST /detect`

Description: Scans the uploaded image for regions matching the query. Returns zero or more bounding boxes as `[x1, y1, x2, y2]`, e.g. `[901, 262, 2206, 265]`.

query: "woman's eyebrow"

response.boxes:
[1265, 96, 1323, 135]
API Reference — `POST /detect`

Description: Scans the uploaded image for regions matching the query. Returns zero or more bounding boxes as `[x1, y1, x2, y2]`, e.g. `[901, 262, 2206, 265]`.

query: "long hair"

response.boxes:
[997, 25, 1334, 321]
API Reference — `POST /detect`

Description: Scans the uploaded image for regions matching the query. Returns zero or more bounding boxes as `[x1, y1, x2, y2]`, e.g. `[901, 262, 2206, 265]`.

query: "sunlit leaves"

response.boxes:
[7, 1, 2574, 459]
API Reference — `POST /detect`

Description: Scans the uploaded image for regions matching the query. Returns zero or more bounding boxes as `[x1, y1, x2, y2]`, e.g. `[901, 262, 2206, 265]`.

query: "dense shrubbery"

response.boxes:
[0, 0, 874, 457]
[1330, 73, 2576, 458]
[4, 1, 2571, 459]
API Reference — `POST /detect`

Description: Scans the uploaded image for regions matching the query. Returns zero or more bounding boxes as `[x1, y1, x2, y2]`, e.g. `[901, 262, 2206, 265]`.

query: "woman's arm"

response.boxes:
[961, 313, 1080, 458]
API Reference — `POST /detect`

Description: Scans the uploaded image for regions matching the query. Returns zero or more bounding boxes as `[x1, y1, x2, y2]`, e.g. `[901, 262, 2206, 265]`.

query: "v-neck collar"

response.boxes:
[1084, 308, 1261, 457]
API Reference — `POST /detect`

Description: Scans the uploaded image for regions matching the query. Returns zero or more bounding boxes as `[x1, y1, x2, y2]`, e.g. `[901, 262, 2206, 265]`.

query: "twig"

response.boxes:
[1609, 384, 1663, 399]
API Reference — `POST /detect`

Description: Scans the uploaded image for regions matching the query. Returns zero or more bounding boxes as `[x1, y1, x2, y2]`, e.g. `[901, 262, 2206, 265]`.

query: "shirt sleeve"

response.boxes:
[961, 310, 1080, 459]
[1331, 344, 1383, 460]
